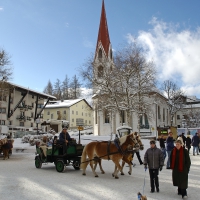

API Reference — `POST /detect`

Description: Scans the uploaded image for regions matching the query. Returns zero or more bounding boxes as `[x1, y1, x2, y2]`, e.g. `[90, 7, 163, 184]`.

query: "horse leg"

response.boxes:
[123, 156, 132, 175]
[112, 160, 122, 179]
[112, 165, 117, 177]
[98, 159, 105, 174]
[121, 160, 125, 175]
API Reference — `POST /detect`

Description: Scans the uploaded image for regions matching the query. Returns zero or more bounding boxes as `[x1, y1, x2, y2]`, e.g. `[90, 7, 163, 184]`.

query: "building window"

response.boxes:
[63, 110, 66, 114]
[10, 98, 13, 103]
[158, 106, 161, 120]
[37, 104, 43, 108]
[120, 110, 125, 124]
[82, 105, 84, 109]
[76, 111, 78, 115]
[98, 66, 103, 77]
[85, 120, 87, 125]
[0, 108, 6, 113]
[72, 119, 74, 122]
[72, 110, 74, 114]
[9, 121, 12, 125]
[31, 123, 33, 127]
[163, 108, 165, 121]
[82, 112, 83, 116]
[110, 49, 112, 59]
[32, 102, 34, 108]
[104, 110, 110, 123]
[47, 111, 50, 115]
[31, 112, 34, 118]
[0, 95, 6, 101]
[19, 122, 24, 126]
[51, 114, 53, 119]
[89, 120, 91, 124]
[95, 110, 98, 124]
[98, 48, 102, 59]
[0, 120, 5, 125]
[177, 115, 180, 120]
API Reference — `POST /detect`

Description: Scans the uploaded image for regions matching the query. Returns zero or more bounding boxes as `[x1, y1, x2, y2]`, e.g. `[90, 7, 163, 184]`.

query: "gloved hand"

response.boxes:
[144, 164, 147, 171]
[159, 166, 163, 171]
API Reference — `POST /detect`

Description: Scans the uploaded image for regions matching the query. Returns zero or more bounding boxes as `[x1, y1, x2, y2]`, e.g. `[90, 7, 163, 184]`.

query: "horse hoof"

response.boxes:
[112, 173, 114, 177]
[95, 175, 99, 177]
[101, 171, 105, 174]
[128, 172, 131, 175]
[115, 176, 119, 179]
[82, 173, 86, 176]
[121, 173, 124, 175]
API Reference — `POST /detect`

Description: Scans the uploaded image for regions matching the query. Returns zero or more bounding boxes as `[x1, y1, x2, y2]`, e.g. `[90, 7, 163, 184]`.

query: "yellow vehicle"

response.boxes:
[157, 126, 177, 140]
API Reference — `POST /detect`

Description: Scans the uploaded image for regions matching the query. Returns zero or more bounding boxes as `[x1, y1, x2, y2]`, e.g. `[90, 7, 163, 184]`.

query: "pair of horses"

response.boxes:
[0, 138, 14, 160]
[80, 132, 144, 179]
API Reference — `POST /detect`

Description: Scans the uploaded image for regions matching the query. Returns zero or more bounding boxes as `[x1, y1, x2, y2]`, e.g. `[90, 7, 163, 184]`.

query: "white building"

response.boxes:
[92, 1, 171, 136]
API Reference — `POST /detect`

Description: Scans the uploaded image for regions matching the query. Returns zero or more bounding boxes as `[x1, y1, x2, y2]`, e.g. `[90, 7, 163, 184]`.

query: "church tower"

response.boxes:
[93, 0, 115, 135]
[93, 0, 114, 93]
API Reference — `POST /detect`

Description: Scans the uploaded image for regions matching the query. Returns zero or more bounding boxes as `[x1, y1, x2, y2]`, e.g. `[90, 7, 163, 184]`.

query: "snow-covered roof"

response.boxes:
[45, 99, 92, 109]
[5, 81, 56, 100]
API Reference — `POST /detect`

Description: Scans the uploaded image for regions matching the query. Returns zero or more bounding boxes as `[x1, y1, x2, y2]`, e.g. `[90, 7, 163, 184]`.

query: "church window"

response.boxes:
[104, 109, 110, 123]
[98, 49, 102, 59]
[98, 66, 103, 77]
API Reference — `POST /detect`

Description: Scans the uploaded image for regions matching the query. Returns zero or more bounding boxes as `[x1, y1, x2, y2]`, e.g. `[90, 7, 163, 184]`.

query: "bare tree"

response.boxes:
[80, 44, 157, 132]
[43, 80, 53, 95]
[69, 75, 82, 99]
[53, 79, 62, 100]
[0, 48, 13, 80]
[62, 75, 70, 100]
[161, 80, 185, 126]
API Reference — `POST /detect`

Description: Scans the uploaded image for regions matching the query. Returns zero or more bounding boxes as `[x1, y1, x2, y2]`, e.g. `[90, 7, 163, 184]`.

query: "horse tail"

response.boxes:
[80, 145, 88, 169]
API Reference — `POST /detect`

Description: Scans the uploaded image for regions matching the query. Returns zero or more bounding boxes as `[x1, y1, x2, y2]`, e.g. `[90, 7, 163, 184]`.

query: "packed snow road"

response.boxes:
[0, 138, 200, 200]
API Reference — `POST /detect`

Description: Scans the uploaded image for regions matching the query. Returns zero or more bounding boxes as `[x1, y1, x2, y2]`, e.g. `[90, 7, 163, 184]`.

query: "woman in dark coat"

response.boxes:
[170, 139, 191, 199]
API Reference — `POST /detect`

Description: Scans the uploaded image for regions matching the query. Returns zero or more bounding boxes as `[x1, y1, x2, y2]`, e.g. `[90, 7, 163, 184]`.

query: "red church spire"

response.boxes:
[96, 0, 111, 57]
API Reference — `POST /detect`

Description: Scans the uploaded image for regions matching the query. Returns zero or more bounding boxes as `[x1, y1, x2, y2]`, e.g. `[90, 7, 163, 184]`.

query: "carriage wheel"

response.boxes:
[35, 156, 42, 168]
[56, 160, 65, 173]
[73, 159, 80, 170]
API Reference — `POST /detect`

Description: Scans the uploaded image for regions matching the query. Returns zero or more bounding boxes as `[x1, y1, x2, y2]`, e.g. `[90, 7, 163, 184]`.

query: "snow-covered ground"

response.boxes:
[0, 136, 200, 200]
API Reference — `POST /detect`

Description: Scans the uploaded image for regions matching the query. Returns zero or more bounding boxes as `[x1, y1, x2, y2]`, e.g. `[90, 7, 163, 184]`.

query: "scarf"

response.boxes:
[171, 146, 184, 172]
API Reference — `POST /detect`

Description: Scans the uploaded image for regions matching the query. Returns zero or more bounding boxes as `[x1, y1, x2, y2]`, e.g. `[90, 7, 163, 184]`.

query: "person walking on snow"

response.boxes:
[143, 140, 164, 193]
[166, 131, 174, 169]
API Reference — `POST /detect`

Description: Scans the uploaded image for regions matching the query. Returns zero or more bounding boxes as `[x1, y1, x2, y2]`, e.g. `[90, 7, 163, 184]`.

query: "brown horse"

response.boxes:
[80, 133, 136, 179]
[0, 138, 14, 160]
[94, 132, 144, 176]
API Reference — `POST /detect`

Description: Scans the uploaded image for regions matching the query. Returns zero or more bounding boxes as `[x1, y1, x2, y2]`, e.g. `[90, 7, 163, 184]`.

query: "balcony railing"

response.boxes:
[16, 115, 26, 121]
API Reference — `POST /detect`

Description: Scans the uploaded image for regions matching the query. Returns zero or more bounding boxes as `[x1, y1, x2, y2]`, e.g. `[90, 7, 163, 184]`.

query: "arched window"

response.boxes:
[104, 109, 110, 123]
[110, 49, 112, 59]
[98, 65, 103, 77]
[98, 49, 102, 59]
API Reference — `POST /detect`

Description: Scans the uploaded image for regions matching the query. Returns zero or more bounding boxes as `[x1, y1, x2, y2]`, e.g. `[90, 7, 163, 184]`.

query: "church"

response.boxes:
[92, 1, 173, 136]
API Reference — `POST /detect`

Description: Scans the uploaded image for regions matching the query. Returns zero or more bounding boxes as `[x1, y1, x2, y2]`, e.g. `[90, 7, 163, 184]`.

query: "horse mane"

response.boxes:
[118, 135, 128, 145]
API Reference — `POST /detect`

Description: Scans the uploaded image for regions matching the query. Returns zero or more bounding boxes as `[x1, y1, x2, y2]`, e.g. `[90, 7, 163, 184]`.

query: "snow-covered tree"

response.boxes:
[53, 79, 62, 100]
[80, 44, 157, 132]
[0, 48, 13, 81]
[161, 80, 185, 126]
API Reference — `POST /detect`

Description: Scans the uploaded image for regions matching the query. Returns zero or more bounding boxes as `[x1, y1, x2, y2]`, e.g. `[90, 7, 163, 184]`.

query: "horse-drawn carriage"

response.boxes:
[35, 140, 84, 172]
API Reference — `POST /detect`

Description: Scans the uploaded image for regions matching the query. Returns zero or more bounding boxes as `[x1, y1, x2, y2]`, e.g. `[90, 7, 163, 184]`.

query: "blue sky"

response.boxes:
[1, 0, 200, 97]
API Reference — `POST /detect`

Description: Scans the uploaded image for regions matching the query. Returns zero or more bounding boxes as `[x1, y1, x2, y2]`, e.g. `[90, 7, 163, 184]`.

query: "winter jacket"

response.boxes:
[166, 136, 174, 151]
[158, 138, 165, 148]
[192, 135, 199, 147]
[143, 146, 164, 169]
[59, 131, 72, 144]
[170, 148, 191, 189]
[186, 137, 192, 148]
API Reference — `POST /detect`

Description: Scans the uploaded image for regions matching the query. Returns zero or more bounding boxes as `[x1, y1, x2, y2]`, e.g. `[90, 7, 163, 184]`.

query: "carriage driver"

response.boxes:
[59, 126, 73, 154]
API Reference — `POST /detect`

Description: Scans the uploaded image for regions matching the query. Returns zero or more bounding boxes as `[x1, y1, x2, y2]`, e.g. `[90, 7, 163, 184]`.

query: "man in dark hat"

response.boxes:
[59, 127, 73, 154]
[143, 139, 164, 193]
